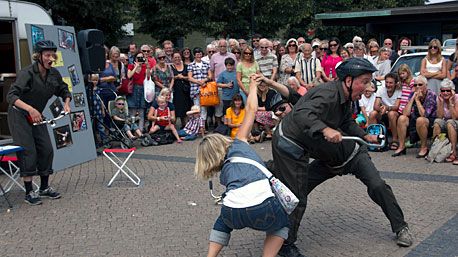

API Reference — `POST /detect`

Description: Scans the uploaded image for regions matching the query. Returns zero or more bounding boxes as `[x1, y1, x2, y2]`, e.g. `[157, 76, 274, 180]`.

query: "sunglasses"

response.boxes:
[260, 46, 269, 49]
[252, 39, 260, 42]
[244, 52, 253, 55]
[441, 89, 452, 92]
[158, 56, 166, 60]
[429, 46, 438, 50]
[320, 48, 328, 51]
[116, 103, 125, 105]
[233, 52, 241, 54]
[354, 40, 362, 43]
[329, 44, 338, 47]
[288, 44, 297, 47]
[413, 83, 425, 87]
[347, 46, 354, 49]
[142, 50, 151, 53]
[208, 51, 215, 53]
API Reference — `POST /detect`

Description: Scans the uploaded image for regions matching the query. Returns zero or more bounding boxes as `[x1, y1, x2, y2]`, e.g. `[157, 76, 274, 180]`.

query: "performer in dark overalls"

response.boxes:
[7, 40, 71, 205]
[267, 58, 413, 257]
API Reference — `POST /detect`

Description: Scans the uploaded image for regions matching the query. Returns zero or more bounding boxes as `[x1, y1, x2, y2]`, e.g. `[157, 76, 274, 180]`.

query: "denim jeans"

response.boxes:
[177, 129, 197, 141]
[209, 197, 289, 246]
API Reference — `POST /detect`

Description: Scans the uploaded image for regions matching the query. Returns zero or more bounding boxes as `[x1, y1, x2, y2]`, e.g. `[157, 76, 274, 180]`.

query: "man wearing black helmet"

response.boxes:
[263, 58, 412, 257]
[7, 40, 71, 205]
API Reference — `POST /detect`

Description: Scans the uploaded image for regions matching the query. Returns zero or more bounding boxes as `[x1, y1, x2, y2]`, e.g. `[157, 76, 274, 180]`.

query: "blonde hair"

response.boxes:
[397, 64, 413, 84]
[159, 87, 171, 96]
[427, 39, 443, 61]
[195, 134, 233, 180]
[156, 95, 166, 104]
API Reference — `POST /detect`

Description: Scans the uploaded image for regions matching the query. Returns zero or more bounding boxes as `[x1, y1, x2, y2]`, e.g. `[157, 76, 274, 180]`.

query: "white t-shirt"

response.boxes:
[375, 85, 401, 106]
[359, 93, 376, 113]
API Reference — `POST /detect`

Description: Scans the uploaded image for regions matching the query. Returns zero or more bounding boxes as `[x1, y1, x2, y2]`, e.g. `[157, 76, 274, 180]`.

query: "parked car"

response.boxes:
[390, 49, 453, 76]
[443, 39, 456, 48]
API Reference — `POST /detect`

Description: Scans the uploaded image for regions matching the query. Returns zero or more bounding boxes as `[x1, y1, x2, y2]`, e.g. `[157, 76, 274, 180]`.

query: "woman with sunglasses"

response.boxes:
[431, 79, 458, 164]
[421, 39, 447, 95]
[393, 75, 437, 157]
[153, 50, 174, 96]
[236, 46, 260, 102]
[231, 46, 242, 62]
[279, 39, 298, 85]
[321, 37, 343, 82]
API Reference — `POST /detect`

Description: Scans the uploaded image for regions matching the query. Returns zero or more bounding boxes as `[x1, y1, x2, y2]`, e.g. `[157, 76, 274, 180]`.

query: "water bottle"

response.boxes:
[329, 68, 333, 79]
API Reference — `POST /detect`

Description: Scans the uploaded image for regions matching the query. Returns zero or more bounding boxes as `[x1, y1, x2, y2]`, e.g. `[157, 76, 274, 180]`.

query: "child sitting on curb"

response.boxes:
[149, 95, 182, 143]
[178, 105, 204, 141]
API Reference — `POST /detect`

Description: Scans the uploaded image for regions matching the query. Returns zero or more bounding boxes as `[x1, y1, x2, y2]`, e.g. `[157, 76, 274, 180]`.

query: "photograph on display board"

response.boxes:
[31, 25, 44, 46]
[49, 98, 64, 118]
[58, 29, 75, 51]
[68, 64, 80, 86]
[73, 93, 85, 107]
[71, 111, 87, 132]
[53, 125, 73, 149]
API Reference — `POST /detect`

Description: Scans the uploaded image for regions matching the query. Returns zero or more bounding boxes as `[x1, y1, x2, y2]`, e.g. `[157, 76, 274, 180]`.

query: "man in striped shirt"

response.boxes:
[255, 38, 278, 80]
[295, 43, 323, 90]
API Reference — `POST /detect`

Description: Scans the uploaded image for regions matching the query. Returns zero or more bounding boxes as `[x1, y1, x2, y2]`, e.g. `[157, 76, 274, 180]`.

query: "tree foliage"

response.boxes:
[28, 0, 131, 45]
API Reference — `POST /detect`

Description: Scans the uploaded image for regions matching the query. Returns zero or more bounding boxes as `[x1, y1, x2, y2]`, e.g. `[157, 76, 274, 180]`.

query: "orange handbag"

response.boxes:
[199, 81, 220, 106]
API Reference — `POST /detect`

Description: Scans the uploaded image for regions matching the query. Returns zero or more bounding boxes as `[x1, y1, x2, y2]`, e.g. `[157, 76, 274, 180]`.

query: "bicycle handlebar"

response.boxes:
[33, 111, 69, 127]
[342, 135, 386, 148]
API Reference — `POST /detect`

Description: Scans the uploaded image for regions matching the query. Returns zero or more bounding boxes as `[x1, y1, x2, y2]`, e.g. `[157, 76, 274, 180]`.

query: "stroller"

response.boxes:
[94, 90, 134, 149]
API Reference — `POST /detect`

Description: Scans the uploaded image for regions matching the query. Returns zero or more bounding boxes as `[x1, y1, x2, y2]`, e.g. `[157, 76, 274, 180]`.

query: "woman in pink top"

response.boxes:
[432, 79, 458, 164]
[321, 37, 343, 82]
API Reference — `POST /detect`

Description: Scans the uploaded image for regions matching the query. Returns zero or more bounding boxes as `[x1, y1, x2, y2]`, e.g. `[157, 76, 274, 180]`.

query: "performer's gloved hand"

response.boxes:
[322, 127, 342, 143]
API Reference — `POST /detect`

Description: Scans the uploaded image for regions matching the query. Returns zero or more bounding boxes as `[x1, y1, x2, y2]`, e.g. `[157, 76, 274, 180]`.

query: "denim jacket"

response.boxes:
[220, 139, 266, 192]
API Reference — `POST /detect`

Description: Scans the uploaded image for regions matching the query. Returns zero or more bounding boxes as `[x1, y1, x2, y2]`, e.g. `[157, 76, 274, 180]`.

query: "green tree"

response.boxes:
[28, 0, 131, 45]
[136, 0, 309, 43]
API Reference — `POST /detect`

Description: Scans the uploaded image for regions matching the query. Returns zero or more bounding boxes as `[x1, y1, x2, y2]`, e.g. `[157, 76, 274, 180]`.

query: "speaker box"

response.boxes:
[77, 29, 105, 74]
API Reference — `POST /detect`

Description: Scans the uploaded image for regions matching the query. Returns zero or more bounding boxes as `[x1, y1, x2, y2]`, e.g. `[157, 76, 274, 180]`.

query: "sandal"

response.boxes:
[390, 141, 399, 150]
[445, 152, 456, 163]
[453, 159, 458, 165]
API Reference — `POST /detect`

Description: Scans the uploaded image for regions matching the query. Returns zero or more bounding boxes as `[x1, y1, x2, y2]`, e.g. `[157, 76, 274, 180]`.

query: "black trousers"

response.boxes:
[308, 147, 408, 234]
[8, 106, 54, 177]
[271, 130, 408, 245]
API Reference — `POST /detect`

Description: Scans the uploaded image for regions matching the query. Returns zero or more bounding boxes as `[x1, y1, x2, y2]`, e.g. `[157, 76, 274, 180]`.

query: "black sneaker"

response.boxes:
[24, 191, 42, 205]
[39, 187, 61, 199]
[278, 244, 305, 257]
[396, 226, 413, 247]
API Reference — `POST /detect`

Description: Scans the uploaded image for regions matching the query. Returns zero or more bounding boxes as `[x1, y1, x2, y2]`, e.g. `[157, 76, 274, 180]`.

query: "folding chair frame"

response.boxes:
[0, 159, 39, 194]
[103, 148, 141, 187]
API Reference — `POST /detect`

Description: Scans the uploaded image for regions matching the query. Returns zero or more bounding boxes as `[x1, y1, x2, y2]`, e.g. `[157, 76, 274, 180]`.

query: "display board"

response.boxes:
[25, 24, 97, 171]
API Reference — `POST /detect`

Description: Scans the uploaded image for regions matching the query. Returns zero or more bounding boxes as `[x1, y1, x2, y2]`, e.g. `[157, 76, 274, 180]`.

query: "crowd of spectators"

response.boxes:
[91, 34, 458, 164]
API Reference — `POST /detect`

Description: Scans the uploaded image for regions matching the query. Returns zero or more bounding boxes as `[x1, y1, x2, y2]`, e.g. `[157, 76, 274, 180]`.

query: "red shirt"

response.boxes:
[128, 64, 147, 85]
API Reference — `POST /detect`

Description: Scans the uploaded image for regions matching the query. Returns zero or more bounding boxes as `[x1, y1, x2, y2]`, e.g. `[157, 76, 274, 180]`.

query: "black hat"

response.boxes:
[336, 58, 377, 79]
[34, 40, 57, 53]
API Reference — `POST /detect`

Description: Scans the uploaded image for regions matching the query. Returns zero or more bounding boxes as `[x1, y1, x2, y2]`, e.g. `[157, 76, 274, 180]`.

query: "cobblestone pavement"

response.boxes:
[0, 139, 457, 257]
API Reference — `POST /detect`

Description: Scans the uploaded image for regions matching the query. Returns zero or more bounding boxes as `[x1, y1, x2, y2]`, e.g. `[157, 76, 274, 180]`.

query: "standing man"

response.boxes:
[210, 39, 237, 127]
[384, 38, 398, 65]
[128, 43, 137, 64]
[251, 33, 261, 58]
[256, 39, 278, 81]
[7, 40, 71, 205]
[163, 40, 174, 65]
[268, 58, 413, 257]
[295, 43, 323, 90]
[238, 39, 248, 50]
[297, 37, 306, 47]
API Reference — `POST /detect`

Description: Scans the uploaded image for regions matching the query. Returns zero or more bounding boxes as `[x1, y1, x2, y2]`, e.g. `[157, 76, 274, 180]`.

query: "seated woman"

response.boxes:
[286, 76, 307, 96]
[368, 73, 401, 149]
[252, 81, 277, 142]
[393, 75, 437, 157]
[225, 94, 246, 139]
[431, 79, 458, 164]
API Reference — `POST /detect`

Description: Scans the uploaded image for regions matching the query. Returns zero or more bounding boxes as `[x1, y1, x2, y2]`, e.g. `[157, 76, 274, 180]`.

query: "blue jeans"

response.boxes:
[178, 129, 197, 141]
[209, 197, 289, 246]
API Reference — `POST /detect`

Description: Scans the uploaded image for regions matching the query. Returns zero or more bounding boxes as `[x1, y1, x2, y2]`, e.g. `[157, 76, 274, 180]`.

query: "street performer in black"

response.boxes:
[261, 58, 413, 257]
[7, 40, 71, 205]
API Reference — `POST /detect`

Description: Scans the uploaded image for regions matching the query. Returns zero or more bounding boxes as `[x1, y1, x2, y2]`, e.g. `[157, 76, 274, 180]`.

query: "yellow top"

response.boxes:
[226, 107, 246, 138]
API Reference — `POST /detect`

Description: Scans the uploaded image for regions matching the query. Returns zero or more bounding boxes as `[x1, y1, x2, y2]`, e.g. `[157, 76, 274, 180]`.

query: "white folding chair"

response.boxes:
[103, 148, 141, 187]
[0, 154, 39, 195]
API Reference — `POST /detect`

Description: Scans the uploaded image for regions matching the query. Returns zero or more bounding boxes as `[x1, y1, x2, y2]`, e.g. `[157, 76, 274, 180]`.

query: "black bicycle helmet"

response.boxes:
[34, 40, 57, 53]
[336, 58, 377, 80]
[268, 92, 286, 111]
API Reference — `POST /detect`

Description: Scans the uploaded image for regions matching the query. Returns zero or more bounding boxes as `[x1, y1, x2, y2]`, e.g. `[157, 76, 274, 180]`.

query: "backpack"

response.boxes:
[151, 130, 175, 145]
[427, 135, 452, 163]
[366, 124, 388, 152]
